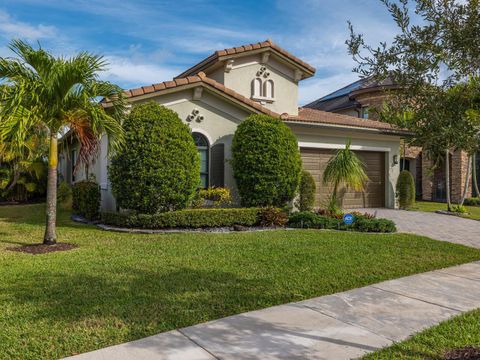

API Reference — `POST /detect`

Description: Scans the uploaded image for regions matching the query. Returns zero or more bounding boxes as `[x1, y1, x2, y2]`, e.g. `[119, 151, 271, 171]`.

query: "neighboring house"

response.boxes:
[307, 77, 474, 203]
[59, 40, 408, 211]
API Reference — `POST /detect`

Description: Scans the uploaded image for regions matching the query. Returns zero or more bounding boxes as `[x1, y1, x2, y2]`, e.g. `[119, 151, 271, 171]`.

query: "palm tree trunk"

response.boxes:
[460, 154, 472, 206]
[445, 149, 451, 211]
[473, 153, 480, 197]
[43, 135, 58, 245]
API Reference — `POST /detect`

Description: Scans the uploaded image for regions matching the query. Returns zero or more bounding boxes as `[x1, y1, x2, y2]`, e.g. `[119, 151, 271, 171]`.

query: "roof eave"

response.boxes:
[283, 119, 412, 136]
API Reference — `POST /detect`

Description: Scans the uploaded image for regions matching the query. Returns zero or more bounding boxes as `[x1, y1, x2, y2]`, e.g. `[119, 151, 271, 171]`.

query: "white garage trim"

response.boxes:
[298, 141, 391, 153]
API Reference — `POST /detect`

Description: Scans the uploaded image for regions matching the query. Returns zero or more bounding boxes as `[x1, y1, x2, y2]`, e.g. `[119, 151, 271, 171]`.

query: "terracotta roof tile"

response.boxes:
[186, 76, 200, 84]
[175, 78, 188, 86]
[176, 39, 316, 78]
[285, 108, 410, 135]
[153, 83, 166, 91]
[164, 81, 176, 88]
[142, 85, 154, 94]
[130, 88, 144, 97]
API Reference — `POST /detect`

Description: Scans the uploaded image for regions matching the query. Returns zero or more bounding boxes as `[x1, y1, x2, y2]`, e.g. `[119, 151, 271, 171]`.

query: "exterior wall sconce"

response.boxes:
[393, 155, 399, 165]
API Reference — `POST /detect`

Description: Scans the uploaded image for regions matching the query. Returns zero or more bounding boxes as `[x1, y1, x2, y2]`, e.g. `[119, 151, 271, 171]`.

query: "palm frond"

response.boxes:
[323, 140, 369, 192]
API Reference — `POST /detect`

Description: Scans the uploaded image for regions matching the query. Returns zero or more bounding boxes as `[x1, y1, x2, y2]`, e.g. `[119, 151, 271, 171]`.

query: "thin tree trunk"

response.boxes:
[460, 155, 472, 206]
[473, 153, 480, 197]
[5, 167, 20, 193]
[445, 149, 451, 211]
[43, 134, 58, 245]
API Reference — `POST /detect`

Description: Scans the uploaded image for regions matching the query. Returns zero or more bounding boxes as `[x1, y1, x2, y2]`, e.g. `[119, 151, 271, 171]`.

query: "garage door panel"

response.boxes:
[301, 148, 385, 208]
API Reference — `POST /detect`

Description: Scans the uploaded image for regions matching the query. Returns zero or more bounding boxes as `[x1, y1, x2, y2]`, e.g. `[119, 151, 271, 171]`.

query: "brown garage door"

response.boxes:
[301, 148, 385, 208]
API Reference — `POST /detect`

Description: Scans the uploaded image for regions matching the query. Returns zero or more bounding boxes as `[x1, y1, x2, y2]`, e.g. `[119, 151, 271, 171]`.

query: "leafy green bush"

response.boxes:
[72, 180, 100, 220]
[396, 170, 415, 209]
[101, 208, 272, 229]
[109, 102, 200, 214]
[288, 211, 396, 233]
[231, 114, 302, 207]
[191, 187, 232, 208]
[296, 170, 316, 211]
[464, 197, 480, 206]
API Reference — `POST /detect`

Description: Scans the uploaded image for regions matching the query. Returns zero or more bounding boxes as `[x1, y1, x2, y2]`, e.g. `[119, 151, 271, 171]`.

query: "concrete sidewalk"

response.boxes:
[65, 261, 480, 360]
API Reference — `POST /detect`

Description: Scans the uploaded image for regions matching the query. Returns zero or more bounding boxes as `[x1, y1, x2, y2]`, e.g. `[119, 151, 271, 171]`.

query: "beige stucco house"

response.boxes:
[59, 40, 408, 211]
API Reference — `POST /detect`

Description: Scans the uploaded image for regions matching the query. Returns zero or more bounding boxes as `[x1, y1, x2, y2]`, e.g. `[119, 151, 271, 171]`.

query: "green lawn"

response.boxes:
[364, 309, 480, 359]
[1, 204, 480, 359]
[412, 201, 480, 220]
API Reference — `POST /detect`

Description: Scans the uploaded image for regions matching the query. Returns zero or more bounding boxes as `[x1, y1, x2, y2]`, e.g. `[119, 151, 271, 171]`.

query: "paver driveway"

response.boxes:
[358, 208, 480, 249]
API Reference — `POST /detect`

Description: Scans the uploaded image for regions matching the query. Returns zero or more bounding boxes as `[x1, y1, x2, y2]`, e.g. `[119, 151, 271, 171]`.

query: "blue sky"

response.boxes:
[0, 0, 399, 104]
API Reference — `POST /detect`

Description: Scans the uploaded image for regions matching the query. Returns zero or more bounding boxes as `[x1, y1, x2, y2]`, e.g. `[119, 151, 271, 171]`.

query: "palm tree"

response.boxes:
[323, 140, 368, 213]
[0, 40, 126, 244]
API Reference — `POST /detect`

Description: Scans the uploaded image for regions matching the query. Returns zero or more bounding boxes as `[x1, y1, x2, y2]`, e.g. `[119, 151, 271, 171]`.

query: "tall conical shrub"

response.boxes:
[396, 170, 415, 209]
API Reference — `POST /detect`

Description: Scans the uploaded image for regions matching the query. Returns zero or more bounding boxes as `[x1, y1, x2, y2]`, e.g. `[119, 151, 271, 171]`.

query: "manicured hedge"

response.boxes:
[464, 197, 480, 206]
[72, 180, 101, 220]
[231, 114, 302, 207]
[288, 211, 396, 233]
[101, 208, 265, 229]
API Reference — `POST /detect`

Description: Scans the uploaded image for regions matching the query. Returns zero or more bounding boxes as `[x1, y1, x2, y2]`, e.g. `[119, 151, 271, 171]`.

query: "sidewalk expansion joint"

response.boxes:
[177, 329, 221, 360]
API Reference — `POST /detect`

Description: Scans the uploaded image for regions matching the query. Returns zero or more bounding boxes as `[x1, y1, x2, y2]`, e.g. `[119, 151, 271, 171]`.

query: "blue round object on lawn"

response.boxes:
[343, 213, 355, 225]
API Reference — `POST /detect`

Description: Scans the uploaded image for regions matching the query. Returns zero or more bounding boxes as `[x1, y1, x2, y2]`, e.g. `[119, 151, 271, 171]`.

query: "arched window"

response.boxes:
[251, 78, 262, 98]
[264, 79, 274, 99]
[193, 132, 209, 188]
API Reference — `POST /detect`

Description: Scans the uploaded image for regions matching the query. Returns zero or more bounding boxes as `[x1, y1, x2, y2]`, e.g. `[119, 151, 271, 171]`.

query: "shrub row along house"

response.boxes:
[308, 77, 476, 203]
[59, 39, 408, 211]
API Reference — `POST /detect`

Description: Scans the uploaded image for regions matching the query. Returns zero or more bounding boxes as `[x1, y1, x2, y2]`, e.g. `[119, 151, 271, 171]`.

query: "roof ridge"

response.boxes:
[176, 39, 316, 79]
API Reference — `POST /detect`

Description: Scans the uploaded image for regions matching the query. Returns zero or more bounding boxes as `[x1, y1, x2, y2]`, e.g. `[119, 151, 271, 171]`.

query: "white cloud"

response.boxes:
[101, 56, 181, 87]
[0, 10, 57, 41]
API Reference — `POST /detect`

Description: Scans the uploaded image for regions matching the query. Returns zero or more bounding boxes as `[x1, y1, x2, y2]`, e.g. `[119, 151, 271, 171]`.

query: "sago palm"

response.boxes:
[0, 40, 126, 244]
[323, 140, 368, 212]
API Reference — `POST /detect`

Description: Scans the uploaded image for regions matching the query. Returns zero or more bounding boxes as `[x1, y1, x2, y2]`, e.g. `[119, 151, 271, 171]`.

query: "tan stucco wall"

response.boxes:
[222, 54, 299, 116]
[288, 123, 401, 208]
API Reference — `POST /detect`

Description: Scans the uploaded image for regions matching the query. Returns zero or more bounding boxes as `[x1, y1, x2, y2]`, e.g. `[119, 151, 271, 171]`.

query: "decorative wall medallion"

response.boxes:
[187, 108, 204, 123]
[256, 66, 270, 78]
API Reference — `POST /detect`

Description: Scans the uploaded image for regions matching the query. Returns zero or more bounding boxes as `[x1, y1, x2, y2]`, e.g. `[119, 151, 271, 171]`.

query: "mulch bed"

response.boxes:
[7, 243, 78, 255]
[445, 347, 480, 360]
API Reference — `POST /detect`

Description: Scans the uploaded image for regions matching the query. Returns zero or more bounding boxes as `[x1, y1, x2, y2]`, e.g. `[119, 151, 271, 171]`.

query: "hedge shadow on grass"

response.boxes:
[3, 267, 276, 340]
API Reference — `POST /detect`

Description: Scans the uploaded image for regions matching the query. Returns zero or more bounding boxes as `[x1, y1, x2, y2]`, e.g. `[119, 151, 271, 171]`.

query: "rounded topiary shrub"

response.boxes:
[396, 170, 415, 209]
[109, 102, 200, 214]
[296, 169, 316, 211]
[231, 114, 302, 207]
